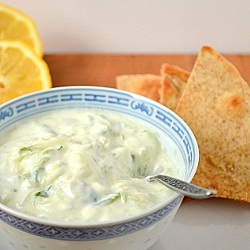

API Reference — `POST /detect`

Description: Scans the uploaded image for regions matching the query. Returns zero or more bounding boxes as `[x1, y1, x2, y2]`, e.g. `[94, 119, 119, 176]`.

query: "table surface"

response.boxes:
[44, 53, 250, 88]
[2, 54, 250, 250]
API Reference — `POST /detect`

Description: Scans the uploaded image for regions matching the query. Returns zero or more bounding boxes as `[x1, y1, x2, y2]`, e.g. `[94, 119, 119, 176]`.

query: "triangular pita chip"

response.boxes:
[159, 63, 190, 110]
[116, 74, 161, 102]
[176, 46, 250, 202]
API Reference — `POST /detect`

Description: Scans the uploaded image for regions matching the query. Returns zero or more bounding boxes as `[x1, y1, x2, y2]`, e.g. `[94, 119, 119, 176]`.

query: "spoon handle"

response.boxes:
[149, 175, 217, 199]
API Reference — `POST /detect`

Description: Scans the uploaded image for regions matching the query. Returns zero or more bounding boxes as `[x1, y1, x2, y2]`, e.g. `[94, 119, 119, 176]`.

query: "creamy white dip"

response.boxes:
[0, 109, 180, 222]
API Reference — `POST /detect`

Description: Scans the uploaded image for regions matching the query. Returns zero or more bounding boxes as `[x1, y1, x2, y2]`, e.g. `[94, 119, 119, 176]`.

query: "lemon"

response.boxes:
[0, 3, 43, 56]
[0, 40, 51, 104]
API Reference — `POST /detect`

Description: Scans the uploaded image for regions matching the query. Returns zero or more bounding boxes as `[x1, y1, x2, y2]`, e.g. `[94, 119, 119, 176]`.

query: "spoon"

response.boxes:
[148, 175, 217, 199]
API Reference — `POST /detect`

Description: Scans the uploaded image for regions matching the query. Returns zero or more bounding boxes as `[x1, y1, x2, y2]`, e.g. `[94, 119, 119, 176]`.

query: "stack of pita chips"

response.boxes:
[116, 46, 250, 203]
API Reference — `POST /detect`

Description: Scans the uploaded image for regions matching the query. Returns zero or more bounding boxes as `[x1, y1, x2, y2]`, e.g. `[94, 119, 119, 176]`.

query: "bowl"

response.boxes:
[0, 86, 199, 250]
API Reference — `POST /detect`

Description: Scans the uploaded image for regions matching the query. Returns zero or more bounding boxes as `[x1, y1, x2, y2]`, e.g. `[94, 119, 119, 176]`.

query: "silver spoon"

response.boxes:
[148, 175, 217, 199]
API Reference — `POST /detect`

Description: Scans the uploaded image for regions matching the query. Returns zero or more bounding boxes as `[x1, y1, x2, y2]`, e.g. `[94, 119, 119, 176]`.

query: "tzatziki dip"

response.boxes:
[0, 109, 180, 222]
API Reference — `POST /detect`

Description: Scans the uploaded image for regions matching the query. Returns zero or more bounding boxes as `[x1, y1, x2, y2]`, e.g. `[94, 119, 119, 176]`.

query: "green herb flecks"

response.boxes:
[19, 146, 33, 154]
[35, 190, 48, 198]
[34, 186, 52, 198]
[96, 192, 127, 205]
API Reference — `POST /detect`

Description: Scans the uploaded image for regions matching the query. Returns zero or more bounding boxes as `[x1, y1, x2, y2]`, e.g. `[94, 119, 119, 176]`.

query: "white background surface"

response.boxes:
[1, 199, 250, 250]
[4, 0, 250, 54]
[151, 199, 250, 250]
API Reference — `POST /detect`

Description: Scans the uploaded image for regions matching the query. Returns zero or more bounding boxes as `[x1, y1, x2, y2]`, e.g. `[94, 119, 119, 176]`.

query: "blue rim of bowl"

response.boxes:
[0, 195, 183, 240]
[0, 86, 199, 230]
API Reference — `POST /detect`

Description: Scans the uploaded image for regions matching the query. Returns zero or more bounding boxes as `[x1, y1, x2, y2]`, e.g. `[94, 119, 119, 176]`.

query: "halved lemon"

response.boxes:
[0, 3, 43, 56]
[0, 40, 51, 105]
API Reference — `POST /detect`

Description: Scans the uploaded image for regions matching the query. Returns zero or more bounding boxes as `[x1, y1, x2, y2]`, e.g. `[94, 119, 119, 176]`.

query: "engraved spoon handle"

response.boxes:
[149, 175, 217, 199]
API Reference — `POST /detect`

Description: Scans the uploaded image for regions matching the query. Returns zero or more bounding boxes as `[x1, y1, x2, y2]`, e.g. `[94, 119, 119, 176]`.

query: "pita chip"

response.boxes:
[159, 63, 190, 111]
[176, 46, 250, 202]
[116, 74, 161, 102]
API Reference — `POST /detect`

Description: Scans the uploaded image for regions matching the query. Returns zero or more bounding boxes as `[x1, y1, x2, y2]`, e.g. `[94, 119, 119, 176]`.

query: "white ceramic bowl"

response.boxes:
[0, 87, 199, 250]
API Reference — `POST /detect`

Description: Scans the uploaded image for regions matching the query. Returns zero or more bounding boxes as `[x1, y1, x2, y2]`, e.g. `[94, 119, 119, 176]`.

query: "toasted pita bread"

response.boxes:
[159, 63, 190, 110]
[176, 46, 250, 202]
[116, 74, 161, 102]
